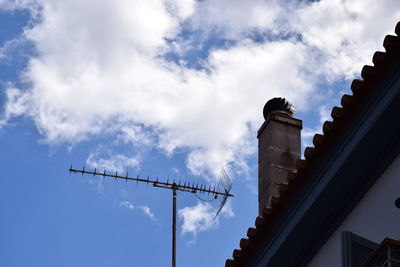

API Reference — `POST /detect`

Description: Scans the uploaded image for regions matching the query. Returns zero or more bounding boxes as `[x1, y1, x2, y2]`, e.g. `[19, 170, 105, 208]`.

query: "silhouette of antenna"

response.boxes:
[69, 165, 234, 267]
[215, 167, 233, 218]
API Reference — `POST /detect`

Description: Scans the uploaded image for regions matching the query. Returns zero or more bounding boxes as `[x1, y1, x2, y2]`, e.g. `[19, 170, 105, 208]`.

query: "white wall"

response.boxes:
[308, 153, 400, 267]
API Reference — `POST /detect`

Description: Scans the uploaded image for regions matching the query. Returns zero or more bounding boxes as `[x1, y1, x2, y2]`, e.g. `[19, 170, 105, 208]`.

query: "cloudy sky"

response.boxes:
[0, 0, 399, 266]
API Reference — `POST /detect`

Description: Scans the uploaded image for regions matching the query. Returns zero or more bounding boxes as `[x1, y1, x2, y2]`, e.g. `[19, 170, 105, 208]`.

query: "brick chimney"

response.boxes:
[258, 98, 302, 215]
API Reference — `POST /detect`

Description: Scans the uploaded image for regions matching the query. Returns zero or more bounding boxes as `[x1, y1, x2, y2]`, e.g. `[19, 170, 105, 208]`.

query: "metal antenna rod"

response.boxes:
[69, 167, 233, 267]
[172, 184, 177, 267]
[69, 168, 233, 197]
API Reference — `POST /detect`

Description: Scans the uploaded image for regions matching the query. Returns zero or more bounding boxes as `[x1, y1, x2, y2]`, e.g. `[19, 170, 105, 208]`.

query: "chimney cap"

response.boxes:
[263, 97, 294, 120]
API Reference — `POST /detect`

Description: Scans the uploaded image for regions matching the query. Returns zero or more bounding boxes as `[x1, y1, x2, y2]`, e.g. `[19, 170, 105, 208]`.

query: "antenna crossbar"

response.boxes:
[69, 168, 234, 197]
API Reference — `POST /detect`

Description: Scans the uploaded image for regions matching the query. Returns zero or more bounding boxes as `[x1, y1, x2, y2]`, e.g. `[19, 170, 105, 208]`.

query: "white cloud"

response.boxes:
[119, 201, 156, 221]
[301, 126, 319, 152]
[319, 105, 331, 125]
[178, 200, 234, 241]
[136, 205, 156, 220]
[291, 0, 400, 79]
[167, 0, 196, 20]
[0, 87, 30, 126]
[179, 202, 215, 237]
[187, 0, 283, 39]
[1, 0, 399, 181]
[86, 147, 141, 173]
[120, 200, 135, 210]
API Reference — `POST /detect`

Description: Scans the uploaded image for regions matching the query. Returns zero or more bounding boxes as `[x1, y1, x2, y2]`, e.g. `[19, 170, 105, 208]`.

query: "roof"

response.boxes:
[226, 21, 400, 267]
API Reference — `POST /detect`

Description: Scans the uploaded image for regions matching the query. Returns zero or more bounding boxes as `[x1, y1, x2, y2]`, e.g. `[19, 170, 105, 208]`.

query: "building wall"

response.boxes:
[308, 153, 400, 267]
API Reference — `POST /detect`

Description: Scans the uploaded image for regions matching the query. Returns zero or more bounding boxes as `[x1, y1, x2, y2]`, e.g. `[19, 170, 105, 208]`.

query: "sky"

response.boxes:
[0, 0, 399, 266]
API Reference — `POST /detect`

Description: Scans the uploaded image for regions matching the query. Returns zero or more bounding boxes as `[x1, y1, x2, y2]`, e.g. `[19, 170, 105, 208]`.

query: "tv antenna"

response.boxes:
[69, 166, 234, 267]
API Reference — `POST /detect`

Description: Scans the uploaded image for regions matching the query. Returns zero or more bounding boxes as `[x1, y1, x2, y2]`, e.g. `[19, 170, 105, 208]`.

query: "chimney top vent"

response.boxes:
[263, 97, 294, 120]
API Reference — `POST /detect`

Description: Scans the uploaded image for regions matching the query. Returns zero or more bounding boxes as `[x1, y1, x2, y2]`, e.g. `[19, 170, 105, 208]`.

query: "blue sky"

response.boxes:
[0, 1, 399, 266]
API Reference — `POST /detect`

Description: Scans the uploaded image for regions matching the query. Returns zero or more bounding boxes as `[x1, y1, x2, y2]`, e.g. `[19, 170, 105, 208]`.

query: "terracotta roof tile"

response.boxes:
[312, 133, 325, 147]
[372, 51, 386, 65]
[240, 238, 249, 249]
[322, 121, 334, 135]
[225, 259, 235, 267]
[350, 79, 364, 95]
[383, 35, 399, 51]
[361, 65, 375, 80]
[331, 106, 344, 120]
[247, 227, 257, 238]
[304, 146, 316, 159]
[255, 216, 264, 228]
[233, 249, 241, 259]
[225, 21, 400, 267]
[340, 94, 353, 108]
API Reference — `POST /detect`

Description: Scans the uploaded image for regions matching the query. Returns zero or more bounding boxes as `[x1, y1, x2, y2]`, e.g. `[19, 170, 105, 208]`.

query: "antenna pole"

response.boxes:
[172, 185, 177, 267]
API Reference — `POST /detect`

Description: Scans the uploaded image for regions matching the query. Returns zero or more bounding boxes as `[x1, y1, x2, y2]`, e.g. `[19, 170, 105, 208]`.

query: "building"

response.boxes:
[226, 21, 400, 267]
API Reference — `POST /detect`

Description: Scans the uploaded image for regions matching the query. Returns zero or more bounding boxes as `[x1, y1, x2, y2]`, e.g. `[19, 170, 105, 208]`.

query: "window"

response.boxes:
[342, 231, 378, 267]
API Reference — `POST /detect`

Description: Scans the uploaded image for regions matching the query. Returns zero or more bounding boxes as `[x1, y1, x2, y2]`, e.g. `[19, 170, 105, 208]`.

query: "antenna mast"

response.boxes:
[69, 166, 234, 267]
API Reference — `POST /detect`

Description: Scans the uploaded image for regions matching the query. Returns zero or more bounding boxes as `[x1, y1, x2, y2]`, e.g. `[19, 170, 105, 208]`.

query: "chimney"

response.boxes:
[258, 98, 302, 215]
